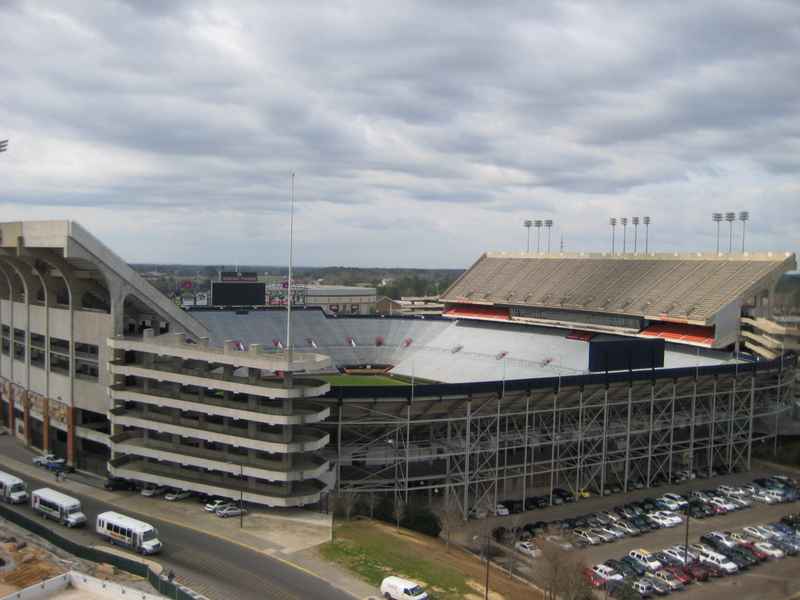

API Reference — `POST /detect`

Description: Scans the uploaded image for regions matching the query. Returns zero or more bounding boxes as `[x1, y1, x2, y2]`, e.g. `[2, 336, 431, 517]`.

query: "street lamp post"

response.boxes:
[609, 218, 617, 252]
[473, 534, 491, 600]
[534, 220, 543, 252]
[620, 218, 628, 253]
[632, 217, 640, 253]
[739, 211, 750, 252]
[227, 460, 244, 528]
[683, 456, 694, 566]
[712, 213, 723, 253]
[524, 220, 533, 253]
[725, 212, 736, 253]
[545, 220, 554, 253]
[643, 216, 651, 253]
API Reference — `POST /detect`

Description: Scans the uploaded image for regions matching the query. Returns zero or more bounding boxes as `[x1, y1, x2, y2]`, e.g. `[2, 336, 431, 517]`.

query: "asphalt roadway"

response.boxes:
[453, 467, 800, 600]
[0, 434, 378, 600]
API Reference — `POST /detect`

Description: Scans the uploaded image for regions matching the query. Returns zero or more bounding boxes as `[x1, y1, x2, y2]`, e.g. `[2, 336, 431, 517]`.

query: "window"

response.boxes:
[50, 337, 70, 355]
[75, 341, 99, 358]
[30, 332, 46, 349]
[30, 347, 46, 369]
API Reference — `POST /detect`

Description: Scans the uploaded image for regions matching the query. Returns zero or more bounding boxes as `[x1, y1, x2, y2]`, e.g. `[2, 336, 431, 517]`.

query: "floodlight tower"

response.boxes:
[712, 213, 723, 253]
[725, 212, 736, 253]
[544, 220, 554, 252]
[620, 218, 628, 253]
[643, 216, 651, 253]
[739, 211, 750, 252]
[609, 218, 617, 253]
[632, 217, 640, 253]
[534, 220, 543, 252]
[524, 220, 533, 253]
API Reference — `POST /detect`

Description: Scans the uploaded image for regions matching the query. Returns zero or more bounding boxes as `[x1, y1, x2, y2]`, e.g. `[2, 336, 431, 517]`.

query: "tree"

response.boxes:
[434, 487, 462, 552]
[392, 495, 406, 533]
[363, 490, 380, 520]
[336, 485, 361, 525]
[532, 526, 589, 600]
[501, 513, 525, 578]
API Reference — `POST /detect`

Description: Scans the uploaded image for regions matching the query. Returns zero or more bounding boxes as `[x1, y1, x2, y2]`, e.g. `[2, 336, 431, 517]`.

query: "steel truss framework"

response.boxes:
[331, 354, 796, 515]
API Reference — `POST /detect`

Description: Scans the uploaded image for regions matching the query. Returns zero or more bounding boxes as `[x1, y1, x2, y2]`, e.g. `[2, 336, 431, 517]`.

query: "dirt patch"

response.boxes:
[0, 537, 67, 592]
[304, 518, 542, 600]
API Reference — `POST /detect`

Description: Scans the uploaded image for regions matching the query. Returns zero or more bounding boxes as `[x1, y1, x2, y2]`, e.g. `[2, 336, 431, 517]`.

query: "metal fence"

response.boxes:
[0, 503, 194, 600]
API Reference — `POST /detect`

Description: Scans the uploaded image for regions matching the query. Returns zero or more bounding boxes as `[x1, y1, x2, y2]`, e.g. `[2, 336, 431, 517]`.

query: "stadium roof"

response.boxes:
[441, 251, 795, 327]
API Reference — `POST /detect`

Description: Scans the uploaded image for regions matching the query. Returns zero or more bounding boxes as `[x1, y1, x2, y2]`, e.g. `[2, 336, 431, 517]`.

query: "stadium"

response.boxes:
[1, 220, 798, 512]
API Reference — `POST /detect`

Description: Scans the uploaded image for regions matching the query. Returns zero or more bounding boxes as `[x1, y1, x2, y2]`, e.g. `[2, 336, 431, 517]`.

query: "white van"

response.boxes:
[0, 470, 28, 504]
[96, 511, 162, 554]
[765, 489, 787, 503]
[380, 576, 428, 600]
[31, 488, 86, 528]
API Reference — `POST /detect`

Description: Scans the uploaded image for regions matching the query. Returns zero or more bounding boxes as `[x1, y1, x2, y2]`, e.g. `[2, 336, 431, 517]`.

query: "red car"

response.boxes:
[707, 503, 727, 515]
[659, 566, 693, 585]
[738, 542, 768, 561]
[681, 563, 710, 581]
[584, 568, 606, 589]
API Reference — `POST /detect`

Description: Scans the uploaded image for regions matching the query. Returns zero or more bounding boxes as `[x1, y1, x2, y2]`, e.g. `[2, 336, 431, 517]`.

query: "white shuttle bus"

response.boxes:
[96, 511, 162, 555]
[0, 470, 28, 504]
[31, 488, 87, 528]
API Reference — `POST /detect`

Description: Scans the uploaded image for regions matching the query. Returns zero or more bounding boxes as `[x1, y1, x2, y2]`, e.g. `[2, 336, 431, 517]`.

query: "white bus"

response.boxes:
[96, 511, 162, 555]
[0, 470, 28, 504]
[31, 488, 87, 528]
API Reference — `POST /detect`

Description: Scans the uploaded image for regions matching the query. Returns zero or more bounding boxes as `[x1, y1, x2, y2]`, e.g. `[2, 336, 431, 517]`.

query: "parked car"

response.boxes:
[642, 574, 670, 595]
[525, 496, 547, 510]
[726, 496, 752, 509]
[591, 527, 618, 543]
[653, 551, 683, 567]
[614, 521, 641, 536]
[584, 568, 606, 590]
[575, 488, 591, 499]
[552, 488, 575, 503]
[743, 525, 778, 541]
[490, 504, 510, 516]
[738, 541, 769, 561]
[500, 500, 523, 514]
[515, 541, 542, 557]
[681, 563, 710, 581]
[592, 564, 623, 582]
[104, 477, 137, 491]
[682, 504, 707, 519]
[605, 559, 639, 580]
[753, 541, 785, 559]
[573, 528, 602, 545]
[662, 493, 688, 508]
[205, 499, 233, 512]
[751, 492, 778, 505]
[648, 514, 674, 528]
[710, 497, 736, 512]
[658, 566, 692, 585]
[32, 454, 63, 467]
[164, 489, 195, 501]
[628, 516, 652, 533]
[141, 484, 167, 497]
[619, 555, 648, 576]
[741, 482, 767, 495]
[468, 506, 488, 519]
[651, 569, 683, 591]
[46, 462, 75, 473]
[216, 505, 248, 518]
[660, 548, 691, 565]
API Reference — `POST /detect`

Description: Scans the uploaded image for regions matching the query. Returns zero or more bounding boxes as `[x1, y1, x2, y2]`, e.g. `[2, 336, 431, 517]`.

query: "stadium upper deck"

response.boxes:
[441, 251, 796, 348]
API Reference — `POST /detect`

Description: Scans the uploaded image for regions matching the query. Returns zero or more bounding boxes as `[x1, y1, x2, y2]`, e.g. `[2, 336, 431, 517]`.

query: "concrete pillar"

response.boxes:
[66, 406, 76, 464]
[42, 397, 50, 452]
[23, 389, 31, 446]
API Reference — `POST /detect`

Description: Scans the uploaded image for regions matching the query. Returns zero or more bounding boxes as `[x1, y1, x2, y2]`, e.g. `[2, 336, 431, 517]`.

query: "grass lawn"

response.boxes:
[314, 519, 536, 600]
[317, 374, 409, 386]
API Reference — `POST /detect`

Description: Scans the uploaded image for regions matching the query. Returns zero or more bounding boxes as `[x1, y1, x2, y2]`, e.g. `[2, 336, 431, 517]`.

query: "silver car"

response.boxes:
[216, 505, 248, 518]
[743, 525, 777, 541]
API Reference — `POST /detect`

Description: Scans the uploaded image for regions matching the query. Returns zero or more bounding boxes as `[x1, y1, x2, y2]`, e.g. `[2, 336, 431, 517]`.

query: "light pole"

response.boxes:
[545, 220, 554, 253]
[609, 218, 617, 252]
[683, 455, 694, 566]
[632, 217, 640, 253]
[739, 211, 749, 252]
[643, 216, 651, 253]
[620, 218, 628, 253]
[712, 213, 723, 253]
[227, 460, 244, 528]
[473, 534, 491, 600]
[725, 212, 736, 253]
[534, 220, 543, 252]
[524, 220, 533, 253]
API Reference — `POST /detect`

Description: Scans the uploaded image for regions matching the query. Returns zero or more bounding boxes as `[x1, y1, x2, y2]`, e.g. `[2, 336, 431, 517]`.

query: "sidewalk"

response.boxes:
[0, 432, 379, 600]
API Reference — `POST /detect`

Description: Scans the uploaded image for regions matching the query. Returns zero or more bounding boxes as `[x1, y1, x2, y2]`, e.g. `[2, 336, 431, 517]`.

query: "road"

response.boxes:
[0, 437, 360, 600]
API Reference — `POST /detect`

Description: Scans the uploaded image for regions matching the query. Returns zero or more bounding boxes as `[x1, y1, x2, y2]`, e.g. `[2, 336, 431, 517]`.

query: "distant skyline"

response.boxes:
[1, 1, 799, 269]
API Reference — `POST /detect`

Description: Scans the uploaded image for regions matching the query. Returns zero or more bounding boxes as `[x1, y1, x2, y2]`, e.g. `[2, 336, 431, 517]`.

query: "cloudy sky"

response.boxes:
[1, 1, 798, 269]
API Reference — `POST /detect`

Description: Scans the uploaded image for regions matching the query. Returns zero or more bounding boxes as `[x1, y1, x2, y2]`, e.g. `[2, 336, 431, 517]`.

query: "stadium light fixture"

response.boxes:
[632, 217, 640, 253]
[725, 212, 736, 253]
[524, 220, 533, 253]
[0, 140, 8, 154]
[739, 211, 749, 253]
[643, 216, 651, 253]
[609, 218, 617, 253]
[534, 220, 543, 253]
[620, 218, 628, 253]
[545, 220, 554, 253]
[712, 213, 723, 253]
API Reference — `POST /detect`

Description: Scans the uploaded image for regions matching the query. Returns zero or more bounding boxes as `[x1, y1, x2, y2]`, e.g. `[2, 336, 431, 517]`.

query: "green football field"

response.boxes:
[317, 374, 410, 386]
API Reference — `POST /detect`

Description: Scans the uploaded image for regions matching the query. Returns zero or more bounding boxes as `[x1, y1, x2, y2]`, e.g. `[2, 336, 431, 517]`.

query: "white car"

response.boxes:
[515, 541, 542, 557]
[743, 525, 778, 541]
[592, 564, 623, 582]
[754, 541, 785, 559]
[661, 493, 688, 509]
[594, 526, 624, 540]
[751, 492, 777, 505]
[141, 484, 167, 497]
[652, 510, 682, 526]
[729, 531, 750, 544]
[544, 536, 573, 551]
[205, 499, 233, 512]
[32, 454, 63, 467]
[468, 507, 487, 520]
[668, 545, 702, 563]
[660, 548, 692, 565]
[648, 514, 675, 528]
[165, 489, 194, 501]
[709, 497, 736, 512]
[490, 504, 510, 517]
[726, 495, 752, 509]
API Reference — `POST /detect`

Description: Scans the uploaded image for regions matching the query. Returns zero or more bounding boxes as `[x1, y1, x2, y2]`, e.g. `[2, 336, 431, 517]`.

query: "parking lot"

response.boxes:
[455, 466, 800, 600]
